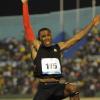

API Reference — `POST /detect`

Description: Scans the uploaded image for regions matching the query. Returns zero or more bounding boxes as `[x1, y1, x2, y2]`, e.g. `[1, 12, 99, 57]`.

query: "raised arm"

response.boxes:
[58, 15, 100, 51]
[21, 0, 40, 59]
[21, 0, 36, 43]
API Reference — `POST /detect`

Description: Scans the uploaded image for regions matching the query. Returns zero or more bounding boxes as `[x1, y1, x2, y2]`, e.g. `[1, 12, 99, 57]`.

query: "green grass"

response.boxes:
[0, 93, 100, 100]
[0, 97, 100, 100]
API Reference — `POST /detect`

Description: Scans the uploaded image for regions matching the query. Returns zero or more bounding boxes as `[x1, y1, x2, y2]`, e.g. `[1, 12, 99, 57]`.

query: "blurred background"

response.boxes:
[0, 0, 100, 99]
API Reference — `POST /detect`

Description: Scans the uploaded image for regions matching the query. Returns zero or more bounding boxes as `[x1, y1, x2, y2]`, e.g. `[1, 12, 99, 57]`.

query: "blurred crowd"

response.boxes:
[0, 31, 100, 97]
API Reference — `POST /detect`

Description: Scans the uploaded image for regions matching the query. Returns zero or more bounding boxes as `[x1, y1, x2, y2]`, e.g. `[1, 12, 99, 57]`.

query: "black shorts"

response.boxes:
[33, 82, 66, 100]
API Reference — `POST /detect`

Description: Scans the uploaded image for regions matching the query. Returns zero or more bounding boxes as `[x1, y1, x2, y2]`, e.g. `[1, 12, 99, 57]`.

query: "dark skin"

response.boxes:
[31, 30, 80, 99]
[21, 0, 100, 100]
[39, 30, 52, 47]
[31, 19, 100, 60]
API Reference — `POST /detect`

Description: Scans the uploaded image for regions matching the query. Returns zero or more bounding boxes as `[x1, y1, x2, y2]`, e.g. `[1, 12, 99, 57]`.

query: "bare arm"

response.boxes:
[58, 15, 100, 51]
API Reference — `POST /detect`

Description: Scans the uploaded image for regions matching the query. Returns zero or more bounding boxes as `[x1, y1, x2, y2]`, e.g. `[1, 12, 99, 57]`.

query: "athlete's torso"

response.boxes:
[33, 44, 62, 78]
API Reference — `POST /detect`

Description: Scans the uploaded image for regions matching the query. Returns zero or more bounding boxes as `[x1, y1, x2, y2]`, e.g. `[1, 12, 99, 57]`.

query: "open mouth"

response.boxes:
[45, 39, 50, 43]
[44, 39, 51, 45]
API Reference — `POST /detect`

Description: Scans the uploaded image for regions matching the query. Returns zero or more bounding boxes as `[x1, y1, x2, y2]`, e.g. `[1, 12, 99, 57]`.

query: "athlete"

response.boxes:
[21, 0, 100, 100]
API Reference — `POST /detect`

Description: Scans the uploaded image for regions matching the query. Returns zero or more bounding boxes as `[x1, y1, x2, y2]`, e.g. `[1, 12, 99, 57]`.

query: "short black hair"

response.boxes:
[38, 27, 51, 40]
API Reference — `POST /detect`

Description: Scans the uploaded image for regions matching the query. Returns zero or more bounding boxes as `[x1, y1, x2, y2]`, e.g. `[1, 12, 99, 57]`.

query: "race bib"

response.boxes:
[41, 58, 61, 75]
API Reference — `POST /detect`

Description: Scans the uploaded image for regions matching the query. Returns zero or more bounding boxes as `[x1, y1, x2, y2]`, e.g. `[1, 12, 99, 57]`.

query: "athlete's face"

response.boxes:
[39, 30, 52, 47]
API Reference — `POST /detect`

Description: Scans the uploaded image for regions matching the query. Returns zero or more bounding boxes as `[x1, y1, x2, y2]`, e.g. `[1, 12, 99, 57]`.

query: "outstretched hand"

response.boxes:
[93, 15, 100, 26]
[21, 0, 28, 3]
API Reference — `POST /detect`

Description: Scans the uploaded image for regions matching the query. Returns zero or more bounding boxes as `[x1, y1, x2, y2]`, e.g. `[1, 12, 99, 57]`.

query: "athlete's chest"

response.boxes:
[38, 46, 60, 58]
